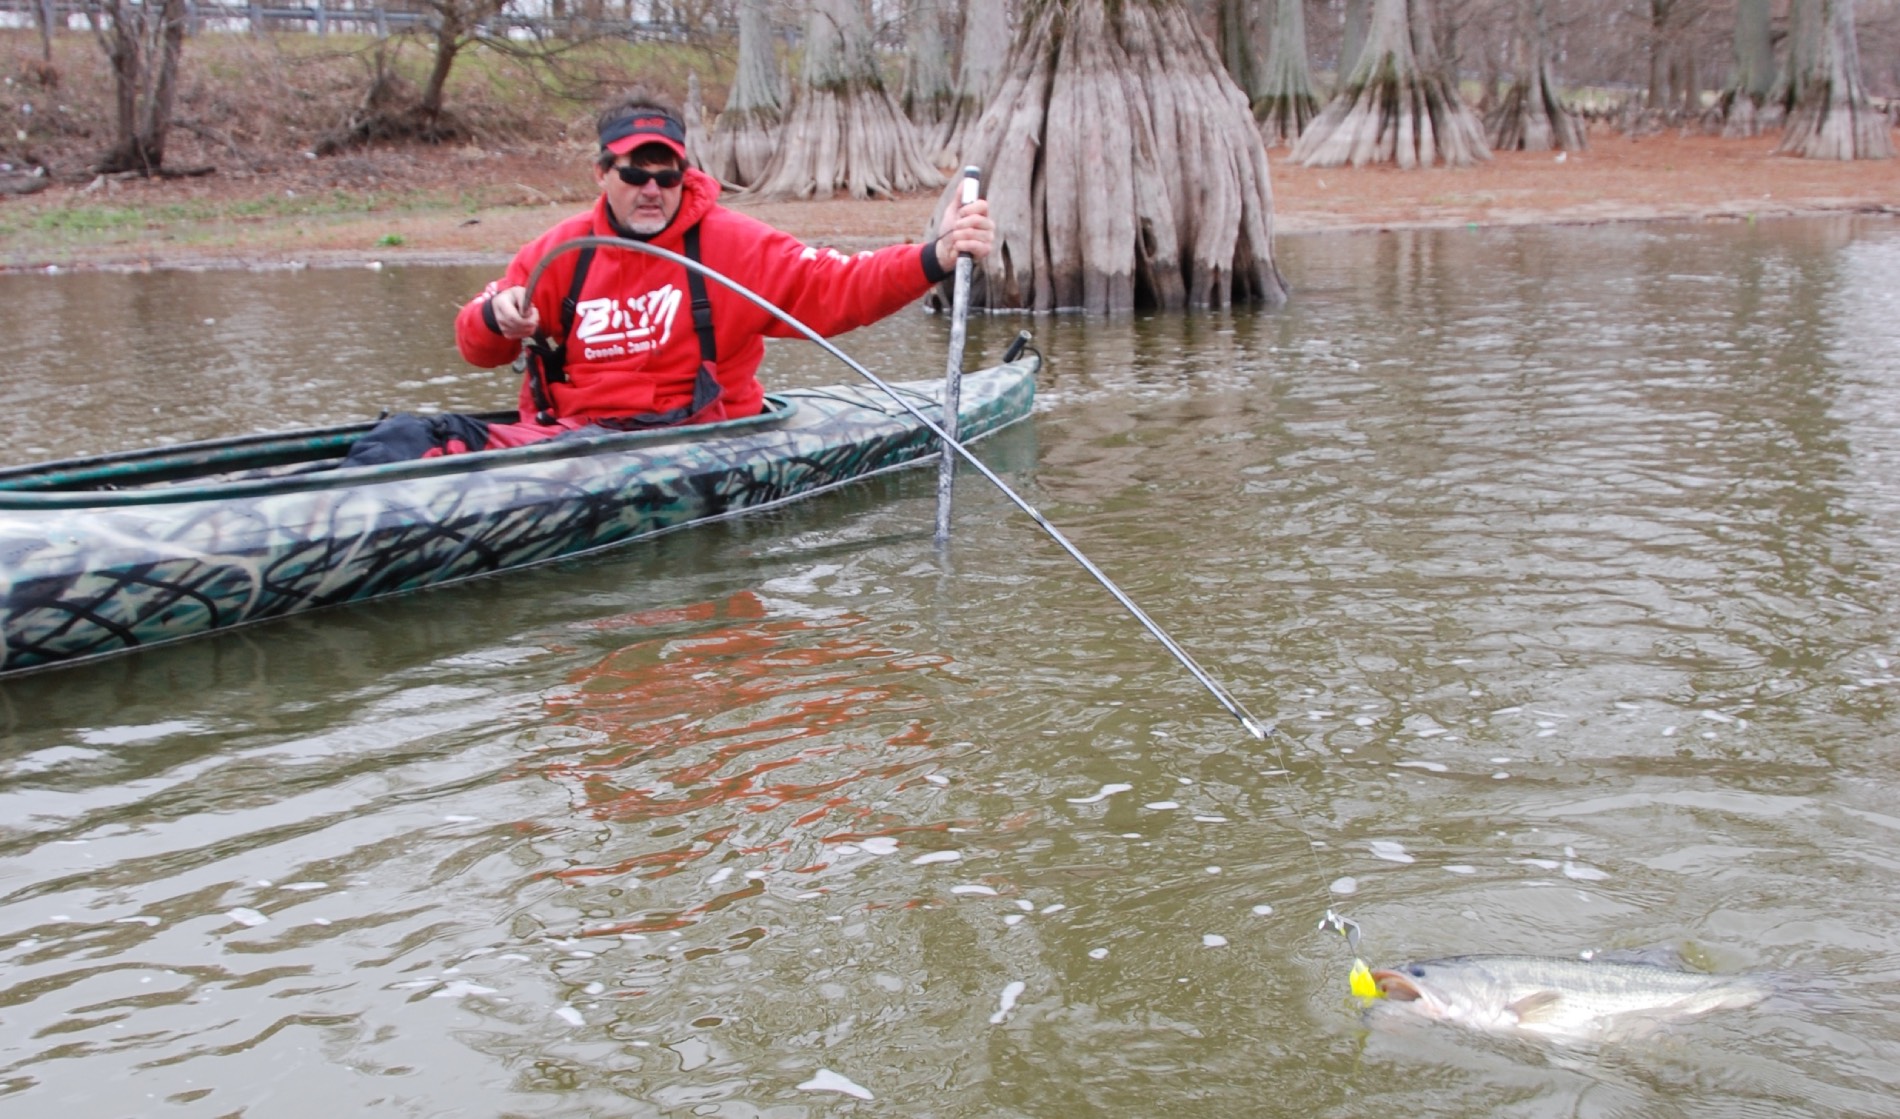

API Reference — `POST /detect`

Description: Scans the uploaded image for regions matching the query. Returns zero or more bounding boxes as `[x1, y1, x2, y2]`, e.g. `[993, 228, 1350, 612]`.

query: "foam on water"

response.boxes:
[989, 981, 1026, 1024]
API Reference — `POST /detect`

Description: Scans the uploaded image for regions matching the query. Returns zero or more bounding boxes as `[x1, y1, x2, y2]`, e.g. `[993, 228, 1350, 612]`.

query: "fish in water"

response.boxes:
[1366, 953, 1768, 1043]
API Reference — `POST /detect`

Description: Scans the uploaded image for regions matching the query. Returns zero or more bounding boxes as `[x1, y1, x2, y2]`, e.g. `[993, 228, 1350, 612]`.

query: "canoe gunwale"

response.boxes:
[0, 394, 816, 508]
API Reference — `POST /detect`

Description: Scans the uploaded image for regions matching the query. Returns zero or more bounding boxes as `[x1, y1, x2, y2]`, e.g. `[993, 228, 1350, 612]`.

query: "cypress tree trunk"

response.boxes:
[1485, 0, 1583, 151]
[938, 0, 1012, 163]
[903, 0, 958, 135]
[1645, 0, 1672, 111]
[1340, 0, 1370, 83]
[1771, 0, 1823, 117]
[706, 0, 782, 187]
[1256, 0, 1319, 146]
[1216, 0, 1265, 104]
[750, 0, 944, 198]
[683, 71, 711, 171]
[948, 0, 1287, 312]
[1712, 0, 1776, 136]
[1776, 0, 1893, 160]
[1293, 0, 1489, 168]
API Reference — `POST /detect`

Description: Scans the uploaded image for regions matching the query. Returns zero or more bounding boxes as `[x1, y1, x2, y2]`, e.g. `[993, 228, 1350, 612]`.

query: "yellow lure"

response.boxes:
[1349, 958, 1383, 1001]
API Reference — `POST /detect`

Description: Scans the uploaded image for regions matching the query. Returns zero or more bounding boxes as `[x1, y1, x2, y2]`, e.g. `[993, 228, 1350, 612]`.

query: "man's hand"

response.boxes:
[489, 285, 541, 340]
[935, 197, 994, 274]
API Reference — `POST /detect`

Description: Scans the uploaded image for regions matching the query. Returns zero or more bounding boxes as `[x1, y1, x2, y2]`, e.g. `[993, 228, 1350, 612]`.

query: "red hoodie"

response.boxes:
[455, 170, 944, 423]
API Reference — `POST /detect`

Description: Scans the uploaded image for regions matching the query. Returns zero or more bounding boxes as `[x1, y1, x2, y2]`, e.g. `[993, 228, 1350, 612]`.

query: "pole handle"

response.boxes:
[958, 165, 981, 208]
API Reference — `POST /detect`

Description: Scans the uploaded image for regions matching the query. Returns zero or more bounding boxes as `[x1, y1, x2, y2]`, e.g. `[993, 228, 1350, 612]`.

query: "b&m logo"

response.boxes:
[576, 285, 682, 360]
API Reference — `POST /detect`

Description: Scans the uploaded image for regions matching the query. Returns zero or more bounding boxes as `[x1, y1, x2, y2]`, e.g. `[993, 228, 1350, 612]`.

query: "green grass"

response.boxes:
[15, 206, 152, 235]
[0, 189, 465, 247]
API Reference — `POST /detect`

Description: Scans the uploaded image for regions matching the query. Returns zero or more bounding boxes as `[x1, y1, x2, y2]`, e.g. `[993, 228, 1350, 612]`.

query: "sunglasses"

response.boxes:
[614, 165, 684, 189]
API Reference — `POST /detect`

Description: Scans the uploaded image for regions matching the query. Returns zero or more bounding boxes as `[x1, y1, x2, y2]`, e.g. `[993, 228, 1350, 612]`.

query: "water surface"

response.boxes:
[1, 217, 1898, 1116]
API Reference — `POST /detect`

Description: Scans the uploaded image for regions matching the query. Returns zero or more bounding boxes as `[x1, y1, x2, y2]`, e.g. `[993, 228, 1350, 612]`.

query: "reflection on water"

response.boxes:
[2, 218, 1900, 1115]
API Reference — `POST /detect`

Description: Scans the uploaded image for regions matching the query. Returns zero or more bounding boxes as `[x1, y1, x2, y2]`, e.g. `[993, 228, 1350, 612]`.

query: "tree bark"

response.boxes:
[947, 0, 1286, 312]
[36, 0, 55, 65]
[902, 0, 958, 134]
[1776, 0, 1893, 160]
[137, 0, 187, 159]
[1256, 0, 1319, 146]
[1712, 0, 1775, 136]
[938, 0, 1012, 163]
[1216, 0, 1265, 103]
[1293, 0, 1489, 168]
[1340, 0, 1370, 84]
[418, 2, 468, 132]
[1773, 0, 1823, 116]
[1485, 0, 1583, 151]
[92, 0, 191, 174]
[683, 71, 712, 171]
[749, 0, 944, 198]
[706, 0, 783, 187]
[1645, 0, 1672, 110]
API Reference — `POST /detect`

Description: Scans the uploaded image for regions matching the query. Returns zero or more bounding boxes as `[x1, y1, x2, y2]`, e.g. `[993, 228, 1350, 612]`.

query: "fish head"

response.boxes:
[1370, 962, 1464, 1017]
[1367, 959, 1526, 1032]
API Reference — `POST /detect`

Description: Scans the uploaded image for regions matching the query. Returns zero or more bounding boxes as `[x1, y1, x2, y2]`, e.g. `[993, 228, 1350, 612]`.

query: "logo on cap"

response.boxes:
[599, 109, 688, 157]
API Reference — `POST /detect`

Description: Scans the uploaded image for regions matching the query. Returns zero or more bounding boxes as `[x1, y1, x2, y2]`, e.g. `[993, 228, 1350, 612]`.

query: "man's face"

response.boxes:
[598, 145, 684, 236]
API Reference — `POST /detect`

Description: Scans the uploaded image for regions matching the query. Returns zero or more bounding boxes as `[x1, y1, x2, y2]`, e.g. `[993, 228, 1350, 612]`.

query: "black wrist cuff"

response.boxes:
[921, 240, 951, 285]
[481, 295, 503, 335]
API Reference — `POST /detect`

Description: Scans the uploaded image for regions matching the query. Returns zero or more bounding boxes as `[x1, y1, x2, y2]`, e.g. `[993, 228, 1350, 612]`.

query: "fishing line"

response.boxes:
[522, 239, 1368, 979]
[520, 236, 1272, 741]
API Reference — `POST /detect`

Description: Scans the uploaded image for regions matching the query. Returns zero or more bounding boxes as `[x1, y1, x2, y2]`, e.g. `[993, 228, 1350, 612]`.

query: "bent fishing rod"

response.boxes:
[520, 235, 1271, 741]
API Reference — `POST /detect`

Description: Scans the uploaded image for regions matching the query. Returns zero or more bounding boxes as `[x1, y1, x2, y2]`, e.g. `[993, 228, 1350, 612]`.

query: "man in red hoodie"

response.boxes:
[345, 93, 994, 464]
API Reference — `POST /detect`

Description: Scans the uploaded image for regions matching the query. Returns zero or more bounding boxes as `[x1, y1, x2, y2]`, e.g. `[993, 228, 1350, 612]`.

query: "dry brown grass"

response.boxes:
[0, 29, 731, 182]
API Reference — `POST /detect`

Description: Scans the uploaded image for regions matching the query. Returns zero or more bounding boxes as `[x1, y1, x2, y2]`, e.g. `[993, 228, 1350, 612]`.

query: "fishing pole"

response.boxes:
[519, 235, 1272, 741]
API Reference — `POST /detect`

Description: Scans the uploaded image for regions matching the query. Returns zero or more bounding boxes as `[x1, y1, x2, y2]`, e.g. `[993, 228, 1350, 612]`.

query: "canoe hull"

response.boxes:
[0, 359, 1035, 675]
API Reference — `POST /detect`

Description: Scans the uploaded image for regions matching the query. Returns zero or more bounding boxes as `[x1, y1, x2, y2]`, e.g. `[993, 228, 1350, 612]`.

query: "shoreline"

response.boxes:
[15, 203, 1897, 277]
[3, 131, 1895, 275]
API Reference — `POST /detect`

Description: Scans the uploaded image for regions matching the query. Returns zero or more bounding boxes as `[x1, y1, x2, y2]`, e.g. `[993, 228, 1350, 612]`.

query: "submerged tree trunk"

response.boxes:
[1293, 0, 1488, 168]
[1712, 0, 1775, 135]
[938, 0, 1012, 163]
[902, 0, 958, 135]
[705, 0, 782, 187]
[749, 0, 943, 198]
[1256, 0, 1319, 146]
[1776, 0, 1893, 159]
[91, 0, 189, 174]
[1485, 0, 1583, 151]
[948, 0, 1287, 312]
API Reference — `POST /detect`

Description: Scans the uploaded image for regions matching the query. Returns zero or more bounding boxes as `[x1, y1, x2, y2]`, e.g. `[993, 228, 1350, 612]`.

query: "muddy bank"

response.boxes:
[2, 131, 1895, 274]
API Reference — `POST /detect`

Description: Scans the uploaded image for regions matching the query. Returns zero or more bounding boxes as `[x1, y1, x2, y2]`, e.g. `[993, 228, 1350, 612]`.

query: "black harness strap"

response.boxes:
[591, 225, 724, 431]
[523, 226, 721, 429]
[683, 224, 717, 370]
[522, 245, 597, 424]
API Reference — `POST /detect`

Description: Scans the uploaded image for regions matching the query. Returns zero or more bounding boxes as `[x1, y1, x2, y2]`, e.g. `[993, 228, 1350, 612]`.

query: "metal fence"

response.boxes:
[0, 0, 700, 39]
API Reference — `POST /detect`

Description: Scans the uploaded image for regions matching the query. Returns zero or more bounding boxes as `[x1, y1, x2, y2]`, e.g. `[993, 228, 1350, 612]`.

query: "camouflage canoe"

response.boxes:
[0, 356, 1037, 677]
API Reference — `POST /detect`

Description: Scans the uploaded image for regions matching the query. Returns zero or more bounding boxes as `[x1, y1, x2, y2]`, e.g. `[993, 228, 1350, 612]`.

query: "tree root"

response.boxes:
[951, 0, 1285, 312]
